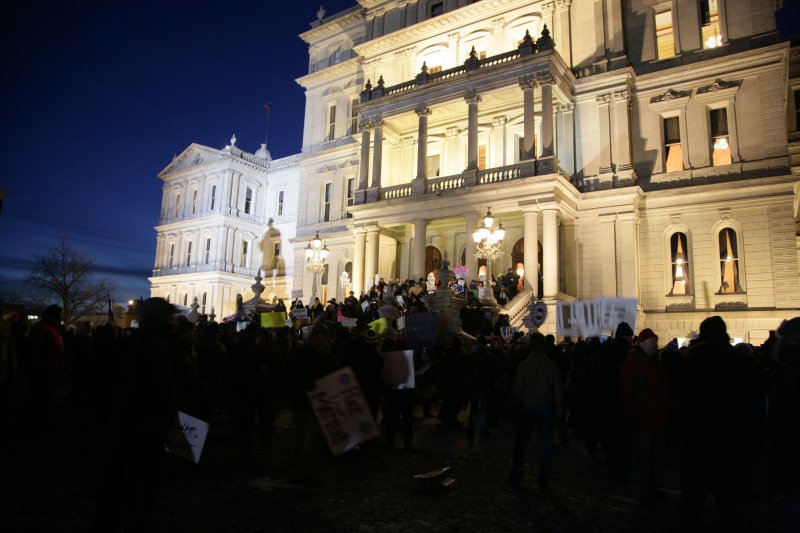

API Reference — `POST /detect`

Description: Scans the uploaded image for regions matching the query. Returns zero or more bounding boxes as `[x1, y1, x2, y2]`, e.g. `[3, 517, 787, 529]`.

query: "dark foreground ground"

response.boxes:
[0, 392, 787, 533]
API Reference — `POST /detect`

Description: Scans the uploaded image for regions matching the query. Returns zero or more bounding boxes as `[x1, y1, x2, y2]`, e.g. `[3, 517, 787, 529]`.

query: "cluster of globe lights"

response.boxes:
[304, 232, 329, 274]
[472, 207, 505, 262]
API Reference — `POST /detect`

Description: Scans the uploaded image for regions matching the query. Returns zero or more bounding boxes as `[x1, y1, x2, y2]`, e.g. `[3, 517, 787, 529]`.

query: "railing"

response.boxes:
[426, 174, 464, 193]
[478, 161, 533, 184]
[380, 184, 413, 200]
[479, 49, 520, 68]
[503, 289, 533, 327]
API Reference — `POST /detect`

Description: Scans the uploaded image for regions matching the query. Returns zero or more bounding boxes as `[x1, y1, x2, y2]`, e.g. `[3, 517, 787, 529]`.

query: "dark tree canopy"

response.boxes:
[27, 240, 113, 325]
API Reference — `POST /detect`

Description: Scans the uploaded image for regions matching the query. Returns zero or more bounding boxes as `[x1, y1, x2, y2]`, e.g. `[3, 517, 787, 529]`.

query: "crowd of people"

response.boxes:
[0, 285, 798, 531]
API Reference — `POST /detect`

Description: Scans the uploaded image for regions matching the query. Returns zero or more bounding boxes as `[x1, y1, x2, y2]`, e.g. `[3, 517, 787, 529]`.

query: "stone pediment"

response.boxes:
[159, 144, 227, 177]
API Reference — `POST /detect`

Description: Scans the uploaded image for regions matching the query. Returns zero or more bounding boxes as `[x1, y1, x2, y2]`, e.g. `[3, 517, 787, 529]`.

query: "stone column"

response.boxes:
[364, 226, 380, 291]
[559, 103, 575, 175]
[596, 94, 613, 175]
[616, 213, 640, 299]
[358, 124, 371, 191]
[398, 236, 411, 280]
[542, 207, 559, 298]
[465, 90, 481, 170]
[520, 77, 536, 160]
[367, 120, 384, 202]
[415, 107, 431, 179]
[352, 228, 367, 295]
[600, 214, 617, 296]
[556, 0, 572, 66]
[539, 74, 555, 157]
[523, 209, 539, 297]
[612, 89, 635, 184]
[411, 219, 427, 280]
[464, 211, 480, 282]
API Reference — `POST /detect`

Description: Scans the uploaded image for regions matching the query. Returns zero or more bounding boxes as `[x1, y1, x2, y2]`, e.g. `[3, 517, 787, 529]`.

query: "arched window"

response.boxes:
[669, 232, 691, 295]
[425, 246, 442, 274]
[717, 227, 742, 293]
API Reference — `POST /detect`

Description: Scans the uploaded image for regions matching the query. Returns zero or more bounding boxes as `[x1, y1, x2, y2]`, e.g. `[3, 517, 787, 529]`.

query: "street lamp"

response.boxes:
[304, 231, 329, 299]
[472, 207, 505, 304]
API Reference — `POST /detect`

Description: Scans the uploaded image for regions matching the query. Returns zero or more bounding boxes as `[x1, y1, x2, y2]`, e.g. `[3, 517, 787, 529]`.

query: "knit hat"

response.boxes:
[637, 328, 658, 343]
[615, 322, 634, 338]
[699, 315, 729, 344]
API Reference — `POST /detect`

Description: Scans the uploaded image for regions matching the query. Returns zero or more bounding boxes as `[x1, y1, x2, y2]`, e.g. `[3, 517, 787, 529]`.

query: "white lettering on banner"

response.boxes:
[291, 308, 308, 320]
[307, 368, 379, 456]
[597, 297, 638, 332]
[557, 298, 639, 338]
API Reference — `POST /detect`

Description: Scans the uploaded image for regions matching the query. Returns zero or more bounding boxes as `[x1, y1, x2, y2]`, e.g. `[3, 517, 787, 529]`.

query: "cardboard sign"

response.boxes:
[291, 289, 304, 299]
[382, 350, 415, 389]
[404, 311, 439, 347]
[260, 311, 288, 328]
[165, 411, 209, 464]
[307, 367, 380, 456]
[340, 317, 358, 328]
[291, 307, 308, 320]
[597, 297, 638, 332]
[557, 300, 602, 338]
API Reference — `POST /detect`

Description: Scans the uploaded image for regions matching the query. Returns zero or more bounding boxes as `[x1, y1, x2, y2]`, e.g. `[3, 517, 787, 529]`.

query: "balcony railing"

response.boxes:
[380, 184, 413, 200]
[426, 174, 465, 193]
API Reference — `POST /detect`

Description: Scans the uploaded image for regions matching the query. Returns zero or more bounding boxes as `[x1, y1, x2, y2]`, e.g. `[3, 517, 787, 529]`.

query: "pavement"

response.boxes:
[0, 397, 787, 532]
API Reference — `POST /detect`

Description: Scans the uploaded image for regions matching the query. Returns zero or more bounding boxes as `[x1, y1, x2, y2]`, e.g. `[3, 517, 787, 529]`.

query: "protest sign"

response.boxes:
[396, 316, 405, 330]
[291, 307, 308, 320]
[307, 367, 380, 455]
[260, 311, 288, 328]
[500, 326, 520, 342]
[340, 317, 358, 328]
[382, 350, 415, 389]
[291, 289, 304, 299]
[404, 311, 439, 347]
[557, 300, 601, 338]
[165, 411, 209, 464]
[597, 297, 638, 332]
[361, 300, 371, 311]
[368, 317, 389, 335]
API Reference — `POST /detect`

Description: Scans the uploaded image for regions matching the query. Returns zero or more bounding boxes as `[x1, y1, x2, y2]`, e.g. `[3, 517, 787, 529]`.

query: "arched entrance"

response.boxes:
[511, 238, 543, 293]
[426, 246, 442, 275]
[461, 248, 487, 281]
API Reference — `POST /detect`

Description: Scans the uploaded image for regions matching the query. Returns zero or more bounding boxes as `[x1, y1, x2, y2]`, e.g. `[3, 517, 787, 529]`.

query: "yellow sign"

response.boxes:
[260, 311, 288, 329]
[368, 317, 389, 335]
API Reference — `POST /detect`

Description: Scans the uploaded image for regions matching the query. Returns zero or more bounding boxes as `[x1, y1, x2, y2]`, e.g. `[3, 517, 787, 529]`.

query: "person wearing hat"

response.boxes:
[620, 328, 669, 508]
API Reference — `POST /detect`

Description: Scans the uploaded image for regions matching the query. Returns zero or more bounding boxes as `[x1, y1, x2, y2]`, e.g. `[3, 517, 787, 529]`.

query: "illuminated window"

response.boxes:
[478, 144, 487, 170]
[174, 193, 181, 217]
[192, 190, 198, 214]
[186, 241, 192, 267]
[710, 108, 732, 166]
[204, 238, 211, 265]
[429, 1, 444, 18]
[244, 187, 253, 214]
[700, 0, 722, 49]
[326, 104, 336, 142]
[426, 154, 440, 177]
[428, 65, 442, 74]
[240, 241, 248, 268]
[169, 243, 175, 268]
[201, 292, 207, 314]
[349, 98, 359, 135]
[277, 190, 284, 216]
[655, 10, 675, 60]
[346, 177, 354, 218]
[323, 183, 332, 222]
[210, 185, 216, 210]
[669, 232, 691, 295]
[663, 116, 683, 172]
[718, 228, 741, 293]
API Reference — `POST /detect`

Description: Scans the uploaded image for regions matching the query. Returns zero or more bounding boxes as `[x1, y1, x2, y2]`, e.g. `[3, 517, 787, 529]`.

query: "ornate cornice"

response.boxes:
[650, 88, 692, 103]
[296, 56, 363, 88]
[300, 7, 365, 44]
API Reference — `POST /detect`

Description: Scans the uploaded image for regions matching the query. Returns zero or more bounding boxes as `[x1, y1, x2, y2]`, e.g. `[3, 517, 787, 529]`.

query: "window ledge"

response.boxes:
[713, 292, 747, 310]
[665, 294, 694, 311]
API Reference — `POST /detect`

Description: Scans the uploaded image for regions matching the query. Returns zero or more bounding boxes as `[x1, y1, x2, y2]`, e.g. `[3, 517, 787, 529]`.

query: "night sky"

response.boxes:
[1, 1, 798, 304]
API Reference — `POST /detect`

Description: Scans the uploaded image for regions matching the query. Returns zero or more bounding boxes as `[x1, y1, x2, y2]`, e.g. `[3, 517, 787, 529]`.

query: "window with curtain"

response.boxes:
[718, 227, 741, 293]
[655, 10, 676, 60]
[663, 116, 683, 172]
[710, 108, 732, 166]
[244, 187, 253, 214]
[700, 0, 722, 49]
[669, 232, 691, 295]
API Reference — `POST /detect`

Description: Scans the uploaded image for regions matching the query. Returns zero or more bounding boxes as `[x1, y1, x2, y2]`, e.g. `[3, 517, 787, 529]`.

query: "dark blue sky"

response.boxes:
[1, 1, 798, 303]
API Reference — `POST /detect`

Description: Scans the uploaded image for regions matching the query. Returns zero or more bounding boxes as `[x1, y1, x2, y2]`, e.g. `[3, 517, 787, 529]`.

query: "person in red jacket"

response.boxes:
[620, 328, 669, 508]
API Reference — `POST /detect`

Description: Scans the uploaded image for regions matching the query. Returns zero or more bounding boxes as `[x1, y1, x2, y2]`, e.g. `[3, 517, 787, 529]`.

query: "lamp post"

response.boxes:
[304, 231, 329, 300]
[472, 207, 505, 305]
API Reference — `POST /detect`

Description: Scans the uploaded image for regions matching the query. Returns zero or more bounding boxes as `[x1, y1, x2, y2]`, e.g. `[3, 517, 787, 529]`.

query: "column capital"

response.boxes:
[446, 126, 460, 137]
[519, 76, 536, 90]
[595, 93, 611, 106]
[365, 224, 382, 234]
[559, 102, 575, 112]
[541, 1, 555, 15]
[410, 218, 428, 226]
[492, 116, 507, 127]
[359, 120, 375, 131]
[613, 88, 632, 102]
[536, 71, 555, 86]
[415, 106, 432, 116]
[491, 17, 505, 31]
[464, 89, 482, 104]
[373, 119, 385, 128]
[402, 136, 416, 146]
[555, 0, 572, 10]
[353, 226, 367, 235]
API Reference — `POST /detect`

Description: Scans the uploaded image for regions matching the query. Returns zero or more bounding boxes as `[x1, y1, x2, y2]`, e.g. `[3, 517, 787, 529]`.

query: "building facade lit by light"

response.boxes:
[150, 0, 800, 343]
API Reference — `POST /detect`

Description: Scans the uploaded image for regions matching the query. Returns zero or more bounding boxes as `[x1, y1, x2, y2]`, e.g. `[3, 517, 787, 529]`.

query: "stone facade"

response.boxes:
[151, 0, 800, 342]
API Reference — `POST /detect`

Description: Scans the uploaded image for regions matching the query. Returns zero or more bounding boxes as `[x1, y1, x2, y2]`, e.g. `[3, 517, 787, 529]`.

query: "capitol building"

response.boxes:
[149, 0, 799, 344]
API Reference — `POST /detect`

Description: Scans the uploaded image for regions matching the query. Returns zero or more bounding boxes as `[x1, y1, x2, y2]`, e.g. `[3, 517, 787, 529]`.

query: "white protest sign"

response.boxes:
[500, 326, 520, 342]
[307, 367, 380, 456]
[557, 300, 602, 338]
[361, 300, 371, 311]
[597, 297, 638, 332]
[165, 411, 209, 464]
[340, 317, 358, 328]
[291, 307, 308, 320]
[382, 350, 415, 389]
[396, 316, 405, 330]
[291, 289, 304, 299]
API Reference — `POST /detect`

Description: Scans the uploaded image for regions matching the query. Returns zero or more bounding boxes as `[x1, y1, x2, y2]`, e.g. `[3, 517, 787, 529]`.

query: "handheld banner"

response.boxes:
[165, 411, 209, 464]
[260, 311, 288, 328]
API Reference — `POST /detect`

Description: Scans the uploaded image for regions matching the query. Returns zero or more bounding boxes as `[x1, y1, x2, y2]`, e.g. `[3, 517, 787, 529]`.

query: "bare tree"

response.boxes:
[27, 240, 113, 325]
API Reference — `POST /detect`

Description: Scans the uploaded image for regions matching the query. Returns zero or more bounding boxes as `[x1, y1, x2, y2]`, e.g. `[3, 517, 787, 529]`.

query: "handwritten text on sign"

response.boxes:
[307, 368, 379, 456]
[164, 411, 209, 464]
